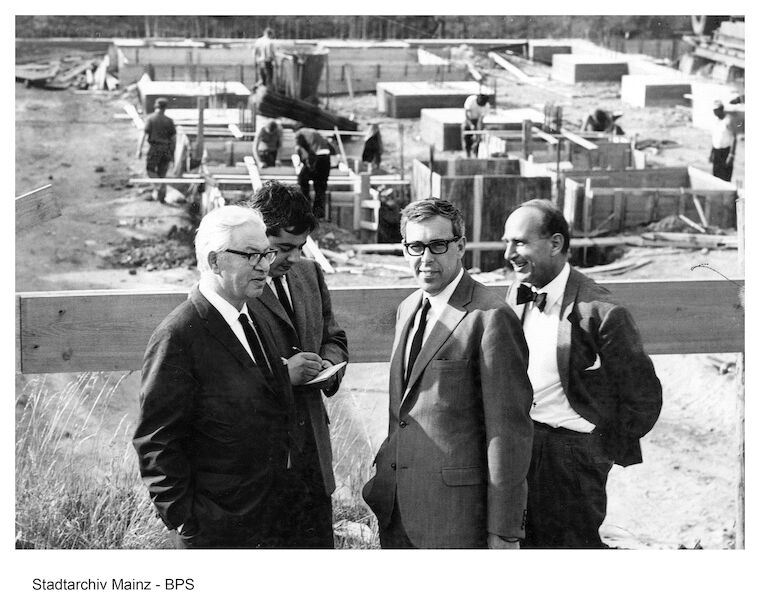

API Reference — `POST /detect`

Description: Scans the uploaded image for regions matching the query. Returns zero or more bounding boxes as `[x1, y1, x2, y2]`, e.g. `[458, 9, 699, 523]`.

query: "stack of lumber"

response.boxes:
[251, 86, 358, 131]
[16, 55, 102, 90]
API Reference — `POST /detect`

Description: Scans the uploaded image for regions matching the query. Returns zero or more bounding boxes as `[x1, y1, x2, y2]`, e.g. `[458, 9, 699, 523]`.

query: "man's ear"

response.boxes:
[207, 251, 220, 273]
[456, 235, 467, 258]
[550, 233, 565, 256]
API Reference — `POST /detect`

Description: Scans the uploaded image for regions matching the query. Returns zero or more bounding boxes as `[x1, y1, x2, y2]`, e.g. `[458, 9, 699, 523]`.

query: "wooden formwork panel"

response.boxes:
[569, 139, 633, 170]
[324, 62, 466, 95]
[529, 43, 572, 65]
[564, 167, 737, 233]
[621, 75, 692, 108]
[137, 80, 251, 113]
[551, 54, 628, 83]
[377, 82, 494, 119]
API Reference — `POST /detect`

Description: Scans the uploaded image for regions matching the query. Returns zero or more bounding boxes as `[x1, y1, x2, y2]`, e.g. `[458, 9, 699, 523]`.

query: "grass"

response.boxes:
[15, 371, 379, 549]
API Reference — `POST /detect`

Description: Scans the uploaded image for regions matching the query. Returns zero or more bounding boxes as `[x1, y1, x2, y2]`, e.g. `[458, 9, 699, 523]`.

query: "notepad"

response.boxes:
[304, 361, 347, 385]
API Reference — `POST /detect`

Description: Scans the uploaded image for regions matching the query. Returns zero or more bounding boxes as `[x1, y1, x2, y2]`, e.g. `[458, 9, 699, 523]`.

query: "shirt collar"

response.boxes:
[533, 262, 570, 312]
[199, 275, 249, 325]
[424, 267, 464, 315]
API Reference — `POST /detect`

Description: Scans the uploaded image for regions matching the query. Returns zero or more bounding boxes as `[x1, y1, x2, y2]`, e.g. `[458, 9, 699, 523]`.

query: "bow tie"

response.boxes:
[516, 284, 548, 312]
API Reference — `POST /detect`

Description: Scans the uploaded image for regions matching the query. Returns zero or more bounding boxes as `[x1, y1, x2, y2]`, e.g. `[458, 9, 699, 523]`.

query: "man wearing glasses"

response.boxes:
[246, 182, 348, 548]
[133, 205, 295, 548]
[362, 198, 534, 548]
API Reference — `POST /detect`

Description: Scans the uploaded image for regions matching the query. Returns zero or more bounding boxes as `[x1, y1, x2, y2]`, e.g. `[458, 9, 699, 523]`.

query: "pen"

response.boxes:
[292, 346, 301, 353]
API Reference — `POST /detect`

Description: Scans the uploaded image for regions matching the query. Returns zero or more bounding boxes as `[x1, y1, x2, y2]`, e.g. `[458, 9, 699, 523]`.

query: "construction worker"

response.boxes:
[253, 118, 283, 168]
[254, 27, 276, 87]
[136, 97, 176, 203]
[294, 128, 331, 220]
[462, 94, 490, 157]
[582, 108, 624, 135]
[709, 100, 737, 182]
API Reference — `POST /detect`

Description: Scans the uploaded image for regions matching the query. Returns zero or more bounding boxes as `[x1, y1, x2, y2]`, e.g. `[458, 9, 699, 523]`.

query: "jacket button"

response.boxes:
[391, 463, 397, 470]
[298, 420, 305, 426]
[399, 420, 408, 428]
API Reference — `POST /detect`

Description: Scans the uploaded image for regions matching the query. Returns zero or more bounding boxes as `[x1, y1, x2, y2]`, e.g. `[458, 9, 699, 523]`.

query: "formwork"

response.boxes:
[551, 54, 629, 83]
[563, 166, 737, 235]
[621, 75, 692, 108]
[377, 82, 495, 119]
[529, 41, 572, 65]
[137, 79, 251, 113]
[412, 158, 552, 270]
[420, 107, 545, 151]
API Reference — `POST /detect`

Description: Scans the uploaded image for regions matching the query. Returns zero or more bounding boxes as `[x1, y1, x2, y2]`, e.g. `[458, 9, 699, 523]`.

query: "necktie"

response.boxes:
[238, 313, 274, 377]
[272, 276, 295, 322]
[405, 298, 431, 386]
[516, 283, 548, 312]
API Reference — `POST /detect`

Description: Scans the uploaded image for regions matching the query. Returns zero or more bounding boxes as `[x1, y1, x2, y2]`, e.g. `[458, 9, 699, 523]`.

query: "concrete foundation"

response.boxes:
[551, 54, 628, 83]
[377, 82, 494, 119]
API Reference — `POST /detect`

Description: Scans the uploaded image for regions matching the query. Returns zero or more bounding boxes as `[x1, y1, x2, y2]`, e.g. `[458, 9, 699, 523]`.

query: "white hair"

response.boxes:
[195, 205, 265, 274]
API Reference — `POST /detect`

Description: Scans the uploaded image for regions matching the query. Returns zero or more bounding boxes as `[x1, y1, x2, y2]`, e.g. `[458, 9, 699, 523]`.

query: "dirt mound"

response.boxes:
[104, 225, 196, 271]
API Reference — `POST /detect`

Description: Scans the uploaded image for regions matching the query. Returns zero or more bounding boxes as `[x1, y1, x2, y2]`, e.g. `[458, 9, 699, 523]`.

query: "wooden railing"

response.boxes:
[16, 279, 744, 374]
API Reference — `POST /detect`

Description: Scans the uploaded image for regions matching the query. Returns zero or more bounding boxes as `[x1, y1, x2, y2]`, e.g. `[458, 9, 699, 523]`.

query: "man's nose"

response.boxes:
[504, 242, 515, 260]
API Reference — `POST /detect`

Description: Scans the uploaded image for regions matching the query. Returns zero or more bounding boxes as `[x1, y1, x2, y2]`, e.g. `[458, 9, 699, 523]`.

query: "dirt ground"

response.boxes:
[15, 42, 744, 549]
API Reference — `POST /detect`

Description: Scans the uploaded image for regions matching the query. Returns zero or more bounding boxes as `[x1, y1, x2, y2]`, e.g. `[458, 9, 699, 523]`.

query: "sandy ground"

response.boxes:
[15, 42, 744, 550]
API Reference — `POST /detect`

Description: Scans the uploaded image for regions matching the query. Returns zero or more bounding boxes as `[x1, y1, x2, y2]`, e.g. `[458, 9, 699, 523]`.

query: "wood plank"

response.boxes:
[16, 279, 745, 373]
[16, 185, 62, 233]
[243, 156, 263, 190]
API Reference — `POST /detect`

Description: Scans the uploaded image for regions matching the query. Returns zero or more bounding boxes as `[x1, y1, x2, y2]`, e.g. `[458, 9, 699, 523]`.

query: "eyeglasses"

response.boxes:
[225, 248, 278, 266]
[403, 237, 461, 257]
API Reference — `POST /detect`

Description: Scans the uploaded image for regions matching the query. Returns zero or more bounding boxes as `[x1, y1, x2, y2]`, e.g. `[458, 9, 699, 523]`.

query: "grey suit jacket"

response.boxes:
[507, 267, 662, 466]
[252, 259, 348, 495]
[363, 271, 533, 547]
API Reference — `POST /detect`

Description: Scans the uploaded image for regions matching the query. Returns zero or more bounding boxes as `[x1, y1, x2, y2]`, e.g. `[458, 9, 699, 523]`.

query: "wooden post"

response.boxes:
[521, 119, 532, 160]
[398, 123, 405, 181]
[736, 191, 745, 550]
[354, 173, 370, 232]
[472, 175, 483, 271]
[324, 55, 330, 109]
[196, 96, 206, 159]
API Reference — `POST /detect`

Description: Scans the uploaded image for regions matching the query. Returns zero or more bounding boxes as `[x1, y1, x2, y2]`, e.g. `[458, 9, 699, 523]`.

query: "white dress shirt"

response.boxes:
[522, 262, 595, 432]
[198, 277, 260, 365]
[404, 267, 464, 370]
[266, 274, 293, 310]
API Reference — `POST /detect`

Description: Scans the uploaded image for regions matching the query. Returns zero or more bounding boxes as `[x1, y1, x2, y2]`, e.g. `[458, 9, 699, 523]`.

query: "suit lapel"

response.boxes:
[259, 282, 296, 332]
[286, 266, 308, 339]
[401, 274, 472, 406]
[506, 281, 526, 322]
[191, 287, 255, 371]
[557, 268, 580, 396]
[390, 291, 421, 411]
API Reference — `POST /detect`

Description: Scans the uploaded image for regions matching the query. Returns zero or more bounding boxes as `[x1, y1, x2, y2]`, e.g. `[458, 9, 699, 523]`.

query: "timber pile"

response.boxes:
[251, 86, 358, 131]
[15, 55, 110, 90]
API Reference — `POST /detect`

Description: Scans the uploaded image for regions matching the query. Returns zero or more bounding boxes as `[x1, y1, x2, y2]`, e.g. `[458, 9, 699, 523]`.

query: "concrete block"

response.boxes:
[621, 75, 692, 108]
[551, 54, 628, 83]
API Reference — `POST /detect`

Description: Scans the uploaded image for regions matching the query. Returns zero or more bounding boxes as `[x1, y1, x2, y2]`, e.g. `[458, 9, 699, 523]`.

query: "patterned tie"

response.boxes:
[516, 283, 548, 312]
[238, 313, 274, 378]
[272, 276, 295, 322]
[405, 298, 431, 386]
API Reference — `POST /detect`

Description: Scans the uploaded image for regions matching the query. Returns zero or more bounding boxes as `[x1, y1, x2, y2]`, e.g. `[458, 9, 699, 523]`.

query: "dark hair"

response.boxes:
[400, 198, 464, 239]
[155, 97, 169, 109]
[513, 199, 571, 254]
[476, 94, 489, 106]
[244, 181, 318, 236]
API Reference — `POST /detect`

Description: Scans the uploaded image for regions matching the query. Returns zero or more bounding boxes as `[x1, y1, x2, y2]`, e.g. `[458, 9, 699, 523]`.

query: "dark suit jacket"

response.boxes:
[363, 272, 534, 547]
[506, 267, 662, 467]
[132, 286, 294, 546]
[252, 259, 349, 495]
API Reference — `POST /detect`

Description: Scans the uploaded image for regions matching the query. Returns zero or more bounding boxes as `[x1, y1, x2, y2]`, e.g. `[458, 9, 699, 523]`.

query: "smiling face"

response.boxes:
[404, 215, 465, 296]
[267, 229, 310, 278]
[210, 219, 271, 309]
[503, 207, 565, 289]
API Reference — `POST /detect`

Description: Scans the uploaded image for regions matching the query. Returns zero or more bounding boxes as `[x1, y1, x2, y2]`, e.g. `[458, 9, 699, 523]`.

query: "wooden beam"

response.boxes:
[243, 156, 263, 191]
[122, 103, 144, 129]
[560, 128, 598, 151]
[487, 51, 531, 81]
[15, 185, 62, 233]
[16, 279, 744, 374]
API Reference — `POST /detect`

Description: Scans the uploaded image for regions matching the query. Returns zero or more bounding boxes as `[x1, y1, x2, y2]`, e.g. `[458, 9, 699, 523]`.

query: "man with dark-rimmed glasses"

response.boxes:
[133, 205, 297, 548]
[362, 198, 534, 548]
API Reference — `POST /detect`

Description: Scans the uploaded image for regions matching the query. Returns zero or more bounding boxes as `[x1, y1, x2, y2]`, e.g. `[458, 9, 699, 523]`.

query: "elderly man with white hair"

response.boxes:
[133, 205, 295, 548]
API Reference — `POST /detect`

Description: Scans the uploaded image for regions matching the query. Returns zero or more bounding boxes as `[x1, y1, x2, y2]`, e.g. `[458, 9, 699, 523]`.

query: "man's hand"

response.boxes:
[727, 154, 735, 164]
[487, 534, 520, 550]
[287, 352, 324, 385]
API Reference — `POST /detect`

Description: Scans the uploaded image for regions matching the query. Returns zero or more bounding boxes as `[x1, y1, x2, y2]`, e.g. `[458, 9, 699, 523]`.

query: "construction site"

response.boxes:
[15, 15, 745, 561]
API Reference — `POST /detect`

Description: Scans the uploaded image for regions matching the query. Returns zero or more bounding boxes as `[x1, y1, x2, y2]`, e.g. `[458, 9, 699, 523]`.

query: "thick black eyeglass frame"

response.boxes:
[224, 248, 278, 266]
[403, 236, 462, 256]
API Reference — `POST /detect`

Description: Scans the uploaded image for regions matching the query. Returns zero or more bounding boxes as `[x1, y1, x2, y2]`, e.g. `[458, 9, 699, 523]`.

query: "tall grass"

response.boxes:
[15, 372, 170, 549]
[15, 371, 380, 549]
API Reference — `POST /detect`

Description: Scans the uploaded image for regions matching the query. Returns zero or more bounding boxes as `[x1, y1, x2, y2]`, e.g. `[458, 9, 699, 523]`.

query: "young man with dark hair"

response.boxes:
[245, 181, 348, 548]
